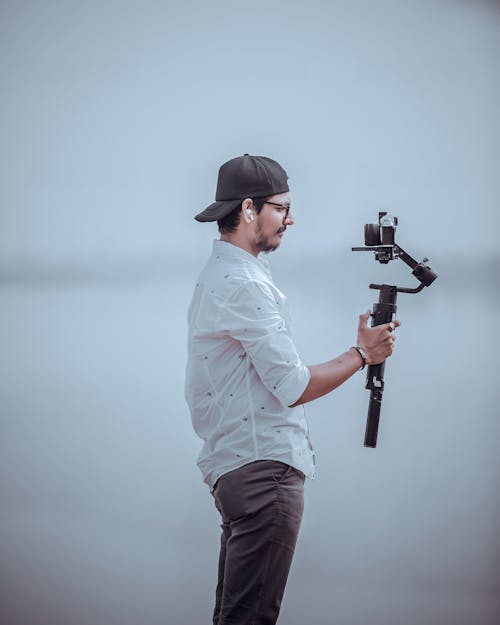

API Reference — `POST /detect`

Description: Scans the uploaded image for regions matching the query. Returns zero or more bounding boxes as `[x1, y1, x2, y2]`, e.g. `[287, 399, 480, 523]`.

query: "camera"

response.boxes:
[365, 213, 397, 247]
[363, 213, 398, 264]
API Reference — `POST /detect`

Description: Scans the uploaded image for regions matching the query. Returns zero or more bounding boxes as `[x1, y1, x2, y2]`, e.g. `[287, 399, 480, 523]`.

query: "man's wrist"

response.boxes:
[350, 346, 367, 370]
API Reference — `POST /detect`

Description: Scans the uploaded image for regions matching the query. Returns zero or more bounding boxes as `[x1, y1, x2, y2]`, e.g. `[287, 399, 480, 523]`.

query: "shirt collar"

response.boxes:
[212, 239, 266, 268]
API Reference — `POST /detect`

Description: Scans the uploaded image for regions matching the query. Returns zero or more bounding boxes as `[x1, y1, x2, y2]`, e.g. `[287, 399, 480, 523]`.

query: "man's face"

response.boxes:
[254, 192, 294, 253]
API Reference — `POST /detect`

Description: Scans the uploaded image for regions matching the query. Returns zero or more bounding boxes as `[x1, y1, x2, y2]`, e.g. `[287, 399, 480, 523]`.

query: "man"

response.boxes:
[185, 154, 399, 625]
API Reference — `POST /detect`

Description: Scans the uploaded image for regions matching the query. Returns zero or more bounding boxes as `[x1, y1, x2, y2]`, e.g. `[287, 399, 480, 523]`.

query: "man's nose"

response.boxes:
[284, 211, 294, 225]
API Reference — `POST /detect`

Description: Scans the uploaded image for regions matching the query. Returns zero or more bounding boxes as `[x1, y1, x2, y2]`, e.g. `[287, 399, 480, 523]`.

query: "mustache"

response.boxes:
[277, 226, 287, 234]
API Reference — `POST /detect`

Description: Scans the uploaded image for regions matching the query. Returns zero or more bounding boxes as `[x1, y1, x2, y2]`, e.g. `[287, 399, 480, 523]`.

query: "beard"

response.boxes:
[255, 225, 286, 254]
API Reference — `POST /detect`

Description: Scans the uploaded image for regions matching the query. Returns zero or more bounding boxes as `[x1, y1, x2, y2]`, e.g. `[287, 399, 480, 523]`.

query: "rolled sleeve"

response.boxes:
[222, 281, 310, 407]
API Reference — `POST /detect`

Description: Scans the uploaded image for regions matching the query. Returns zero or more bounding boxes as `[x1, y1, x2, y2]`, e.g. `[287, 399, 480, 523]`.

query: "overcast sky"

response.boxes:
[0, 0, 499, 269]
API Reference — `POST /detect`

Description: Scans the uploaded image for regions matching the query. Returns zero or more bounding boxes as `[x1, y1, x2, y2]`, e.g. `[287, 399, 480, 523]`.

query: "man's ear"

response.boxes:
[241, 198, 254, 223]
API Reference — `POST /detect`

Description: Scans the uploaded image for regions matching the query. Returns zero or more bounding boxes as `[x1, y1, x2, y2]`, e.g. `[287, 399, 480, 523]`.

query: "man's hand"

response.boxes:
[289, 311, 402, 407]
[357, 310, 401, 365]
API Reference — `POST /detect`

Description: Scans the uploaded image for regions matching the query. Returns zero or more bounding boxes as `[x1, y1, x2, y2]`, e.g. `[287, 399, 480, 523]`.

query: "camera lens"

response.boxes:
[364, 224, 381, 246]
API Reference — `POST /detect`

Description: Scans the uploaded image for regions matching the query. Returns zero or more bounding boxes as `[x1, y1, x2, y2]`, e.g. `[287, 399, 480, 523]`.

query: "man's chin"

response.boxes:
[256, 233, 283, 254]
[260, 244, 279, 254]
[266, 239, 282, 253]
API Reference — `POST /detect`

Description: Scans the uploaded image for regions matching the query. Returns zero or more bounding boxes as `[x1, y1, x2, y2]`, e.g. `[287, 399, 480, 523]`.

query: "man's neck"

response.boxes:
[220, 233, 259, 257]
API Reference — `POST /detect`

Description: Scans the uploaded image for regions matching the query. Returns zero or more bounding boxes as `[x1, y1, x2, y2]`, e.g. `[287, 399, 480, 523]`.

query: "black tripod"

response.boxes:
[353, 213, 437, 448]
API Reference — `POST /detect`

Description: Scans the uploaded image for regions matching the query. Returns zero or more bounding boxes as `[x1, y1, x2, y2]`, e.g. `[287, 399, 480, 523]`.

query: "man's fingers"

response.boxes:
[386, 319, 401, 332]
[358, 310, 371, 327]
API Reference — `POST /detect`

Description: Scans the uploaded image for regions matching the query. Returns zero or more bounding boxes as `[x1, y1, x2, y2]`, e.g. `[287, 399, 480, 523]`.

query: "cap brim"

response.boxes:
[194, 198, 242, 222]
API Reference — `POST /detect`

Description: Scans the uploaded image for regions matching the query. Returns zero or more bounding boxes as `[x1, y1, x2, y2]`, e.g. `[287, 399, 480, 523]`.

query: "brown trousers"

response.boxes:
[211, 460, 305, 625]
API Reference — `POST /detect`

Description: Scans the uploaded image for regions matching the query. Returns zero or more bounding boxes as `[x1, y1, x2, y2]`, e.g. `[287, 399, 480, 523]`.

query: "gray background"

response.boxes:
[1, 1, 499, 624]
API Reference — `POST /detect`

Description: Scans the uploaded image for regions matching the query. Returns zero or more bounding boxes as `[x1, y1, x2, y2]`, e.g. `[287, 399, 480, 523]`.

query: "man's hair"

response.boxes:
[217, 197, 268, 233]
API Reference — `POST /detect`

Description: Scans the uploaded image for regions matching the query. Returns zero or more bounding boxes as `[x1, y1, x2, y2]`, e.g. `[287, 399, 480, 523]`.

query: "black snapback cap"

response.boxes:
[195, 154, 289, 222]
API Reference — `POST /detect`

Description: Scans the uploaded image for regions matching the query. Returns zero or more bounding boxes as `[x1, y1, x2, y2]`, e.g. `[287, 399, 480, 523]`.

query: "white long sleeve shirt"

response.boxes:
[185, 240, 315, 490]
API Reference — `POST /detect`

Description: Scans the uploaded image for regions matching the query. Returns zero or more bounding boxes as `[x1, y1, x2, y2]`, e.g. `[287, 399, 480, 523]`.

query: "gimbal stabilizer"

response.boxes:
[352, 212, 437, 448]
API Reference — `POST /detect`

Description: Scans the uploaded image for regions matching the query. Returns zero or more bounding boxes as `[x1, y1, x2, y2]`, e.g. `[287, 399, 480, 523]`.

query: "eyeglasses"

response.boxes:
[263, 201, 291, 221]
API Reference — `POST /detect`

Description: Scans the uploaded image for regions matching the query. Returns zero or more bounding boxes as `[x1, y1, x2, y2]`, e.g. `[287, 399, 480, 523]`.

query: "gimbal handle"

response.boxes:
[364, 285, 398, 447]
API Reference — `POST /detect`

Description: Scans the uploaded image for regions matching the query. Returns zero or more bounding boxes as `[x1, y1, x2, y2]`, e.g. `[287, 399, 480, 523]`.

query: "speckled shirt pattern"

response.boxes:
[185, 240, 315, 490]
